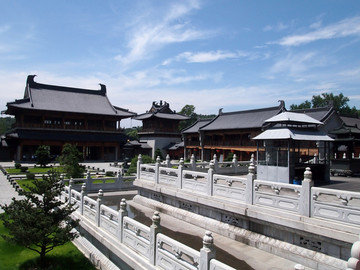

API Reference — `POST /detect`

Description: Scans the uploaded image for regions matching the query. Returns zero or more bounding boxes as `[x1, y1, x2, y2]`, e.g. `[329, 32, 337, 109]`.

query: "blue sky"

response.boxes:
[1, 0, 360, 127]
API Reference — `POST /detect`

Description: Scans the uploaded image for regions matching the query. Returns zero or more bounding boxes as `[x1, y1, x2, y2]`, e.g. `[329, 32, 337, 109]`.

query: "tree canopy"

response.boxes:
[58, 143, 84, 178]
[0, 170, 79, 268]
[290, 92, 359, 115]
[35, 145, 51, 167]
[178, 104, 216, 130]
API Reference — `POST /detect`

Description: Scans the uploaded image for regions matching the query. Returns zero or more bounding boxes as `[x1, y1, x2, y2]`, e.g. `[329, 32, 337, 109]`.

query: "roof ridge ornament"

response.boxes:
[99, 83, 106, 95]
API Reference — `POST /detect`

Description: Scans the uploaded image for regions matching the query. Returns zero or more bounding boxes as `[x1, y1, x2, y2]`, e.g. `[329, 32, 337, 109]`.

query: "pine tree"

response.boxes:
[0, 170, 79, 268]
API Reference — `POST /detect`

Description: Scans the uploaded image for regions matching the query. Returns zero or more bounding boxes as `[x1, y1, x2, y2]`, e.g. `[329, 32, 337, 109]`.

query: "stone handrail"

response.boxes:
[213, 174, 248, 201]
[254, 180, 302, 213]
[137, 155, 360, 225]
[62, 171, 136, 193]
[123, 216, 151, 259]
[157, 233, 200, 270]
[139, 153, 251, 174]
[59, 185, 237, 270]
[312, 187, 360, 224]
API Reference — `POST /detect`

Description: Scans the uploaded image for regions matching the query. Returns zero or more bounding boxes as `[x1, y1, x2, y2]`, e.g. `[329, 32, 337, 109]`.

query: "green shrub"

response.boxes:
[105, 171, 114, 177]
[26, 172, 35, 180]
[126, 155, 153, 176]
[15, 163, 21, 169]
[20, 166, 28, 173]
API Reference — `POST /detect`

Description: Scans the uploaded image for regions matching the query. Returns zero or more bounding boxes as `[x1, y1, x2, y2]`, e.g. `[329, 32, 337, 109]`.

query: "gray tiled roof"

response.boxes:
[340, 116, 360, 127]
[135, 112, 189, 121]
[134, 100, 189, 121]
[201, 106, 282, 131]
[265, 111, 323, 125]
[6, 75, 135, 118]
[182, 118, 213, 133]
[290, 107, 333, 122]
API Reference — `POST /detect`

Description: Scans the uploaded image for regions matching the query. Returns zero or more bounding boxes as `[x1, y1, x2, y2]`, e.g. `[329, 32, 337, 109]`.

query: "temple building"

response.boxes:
[134, 101, 189, 158]
[330, 114, 360, 175]
[182, 102, 286, 161]
[2, 75, 135, 161]
[182, 118, 214, 160]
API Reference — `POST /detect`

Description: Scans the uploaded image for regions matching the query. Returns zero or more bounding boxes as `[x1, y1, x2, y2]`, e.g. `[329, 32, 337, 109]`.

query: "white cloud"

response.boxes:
[163, 50, 256, 65]
[276, 16, 360, 46]
[263, 22, 288, 32]
[269, 51, 318, 76]
[339, 67, 360, 77]
[114, 0, 212, 66]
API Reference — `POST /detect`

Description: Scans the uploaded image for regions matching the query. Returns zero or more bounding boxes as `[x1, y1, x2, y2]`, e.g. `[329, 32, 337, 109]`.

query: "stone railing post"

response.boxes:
[190, 154, 196, 170]
[208, 161, 215, 196]
[299, 167, 313, 217]
[136, 154, 142, 180]
[166, 154, 171, 168]
[232, 154, 238, 174]
[155, 156, 160, 184]
[96, 189, 103, 227]
[80, 183, 87, 215]
[177, 158, 184, 189]
[199, 231, 216, 270]
[149, 211, 161, 265]
[213, 154, 219, 172]
[245, 160, 255, 205]
[68, 178, 74, 205]
[347, 236, 360, 270]
[118, 198, 128, 243]
[117, 170, 123, 189]
[86, 170, 92, 191]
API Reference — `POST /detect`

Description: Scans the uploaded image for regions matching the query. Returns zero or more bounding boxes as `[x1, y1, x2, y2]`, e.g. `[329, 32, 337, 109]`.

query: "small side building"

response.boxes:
[3, 75, 135, 161]
[253, 111, 334, 184]
[134, 101, 189, 159]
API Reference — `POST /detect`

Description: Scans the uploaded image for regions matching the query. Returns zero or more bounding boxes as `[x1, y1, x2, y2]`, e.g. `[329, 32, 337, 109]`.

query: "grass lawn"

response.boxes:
[16, 179, 40, 192]
[0, 215, 96, 270]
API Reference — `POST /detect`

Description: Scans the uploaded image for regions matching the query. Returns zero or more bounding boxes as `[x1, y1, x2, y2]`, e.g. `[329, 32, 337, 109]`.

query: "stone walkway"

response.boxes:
[0, 163, 24, 213]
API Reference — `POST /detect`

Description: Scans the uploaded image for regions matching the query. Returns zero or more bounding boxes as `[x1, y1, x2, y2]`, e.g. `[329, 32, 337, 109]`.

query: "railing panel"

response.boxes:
[311, 188, 360, 225]
[182, 170, 208, 194]
[123, 216, 150, 259]
[156, 233, 200, 270]
[213, 174, 247, 201]
[159, 167, 178, 187]
[70, 189, 81, 209]
[100, 204, 119, 237]
[139, 164, 156, 181]
[83, 196, 97, 221]
[254, 180, 301, 213]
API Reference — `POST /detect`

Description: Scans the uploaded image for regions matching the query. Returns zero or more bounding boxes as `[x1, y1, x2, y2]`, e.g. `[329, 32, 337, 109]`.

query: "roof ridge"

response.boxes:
[219, 105, 280, 115]
[26, 75, 106, 96]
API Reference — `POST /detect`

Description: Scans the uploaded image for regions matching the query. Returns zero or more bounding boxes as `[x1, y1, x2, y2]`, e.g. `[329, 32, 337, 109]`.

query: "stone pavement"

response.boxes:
[0, 163, 24, 214]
